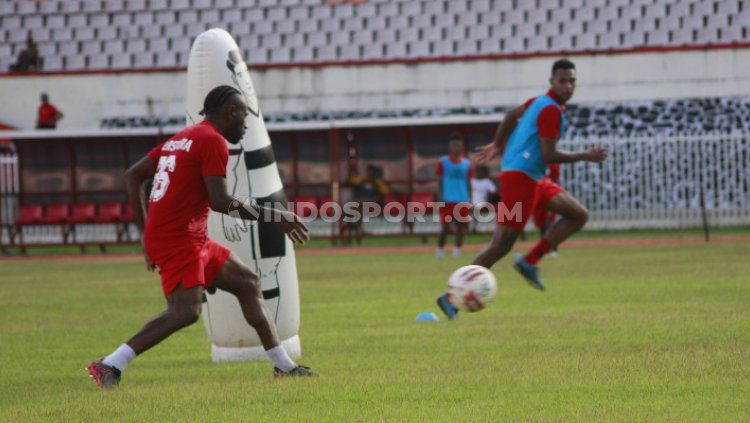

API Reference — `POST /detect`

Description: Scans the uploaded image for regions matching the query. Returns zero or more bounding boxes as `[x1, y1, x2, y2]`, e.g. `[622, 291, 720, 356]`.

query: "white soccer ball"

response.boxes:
[447, 265, 498, 312]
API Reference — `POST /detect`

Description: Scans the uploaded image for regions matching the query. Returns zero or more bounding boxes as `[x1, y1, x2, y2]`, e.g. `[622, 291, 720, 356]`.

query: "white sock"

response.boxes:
[453, 247, 461, 257]
[266, 345, 296, 372]
[436, 247, 444, 259]
[102, 343, 136, 372]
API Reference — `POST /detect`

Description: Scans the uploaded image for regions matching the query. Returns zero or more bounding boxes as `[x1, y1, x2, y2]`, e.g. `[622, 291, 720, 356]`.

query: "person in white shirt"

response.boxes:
[471, 165, 497, 206]
[469, 165, 497, 233]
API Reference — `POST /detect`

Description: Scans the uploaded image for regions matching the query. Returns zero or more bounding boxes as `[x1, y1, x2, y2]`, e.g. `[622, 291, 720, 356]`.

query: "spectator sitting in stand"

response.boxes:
[11, 35, 41, 72]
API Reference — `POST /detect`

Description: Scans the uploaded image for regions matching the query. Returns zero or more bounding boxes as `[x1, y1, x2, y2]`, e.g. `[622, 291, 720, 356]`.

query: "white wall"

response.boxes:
[1, 48, 749, 129]
[0, 72, 186, 129]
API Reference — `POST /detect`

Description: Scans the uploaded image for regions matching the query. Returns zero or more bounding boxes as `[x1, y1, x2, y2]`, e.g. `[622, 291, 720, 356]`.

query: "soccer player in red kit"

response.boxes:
[437, 59, 607, 319]
[87, 86, 313, 388]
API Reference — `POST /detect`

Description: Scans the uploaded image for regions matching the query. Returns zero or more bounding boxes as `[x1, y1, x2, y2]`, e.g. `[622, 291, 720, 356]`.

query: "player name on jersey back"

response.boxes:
[161, 138, 193, 152]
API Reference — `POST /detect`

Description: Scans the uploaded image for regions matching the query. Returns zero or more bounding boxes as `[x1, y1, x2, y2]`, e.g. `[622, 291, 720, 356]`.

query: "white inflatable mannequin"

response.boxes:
[187, 28, 301, 362]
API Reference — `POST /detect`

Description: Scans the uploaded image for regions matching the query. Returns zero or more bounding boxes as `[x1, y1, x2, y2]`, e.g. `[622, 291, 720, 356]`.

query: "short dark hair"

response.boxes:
[200, 85, 242, 116]
[448, 132, 463, 142]
[551, 59, 575, 75]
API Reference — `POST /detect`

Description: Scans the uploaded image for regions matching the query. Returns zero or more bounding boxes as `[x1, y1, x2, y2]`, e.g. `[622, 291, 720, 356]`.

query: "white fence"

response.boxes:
[560, 133, 750, 230]
[0, 154, 18, 220]
[318, 132, 750, 236]
[0, 154, 18, 245]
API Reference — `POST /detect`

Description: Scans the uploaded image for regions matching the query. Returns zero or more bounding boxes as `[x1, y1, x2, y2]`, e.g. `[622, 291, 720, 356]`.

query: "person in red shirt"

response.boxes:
[36, 93, 63, 129]
[437, 60, 607, 319]
[471, 59, 606, 291]
[87, 86, 313, 388]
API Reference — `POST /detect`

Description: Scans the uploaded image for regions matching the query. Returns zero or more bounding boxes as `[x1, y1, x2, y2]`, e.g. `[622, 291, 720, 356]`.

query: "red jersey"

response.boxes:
[500, 90, 564, 155]
[37, 103, 59, 127]
[547, 163, 561, 182]
[522, 89, 565, 140]
[144, 121, 228, 253]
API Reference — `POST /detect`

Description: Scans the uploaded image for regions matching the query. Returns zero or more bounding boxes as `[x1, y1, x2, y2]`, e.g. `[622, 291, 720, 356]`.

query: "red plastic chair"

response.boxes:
[11, 204, 44, 248]
[96, 202, 122, 223]
[410, 192, 434, 205]
[41, 204, 70, 224]
[409, 191, 436, 214]
[15, 204, 43, 226]
[69, 203, 96, 224]
[383, 193, 400, 205]
[409, 192, 434, 204]
[384, 193, 409, 207]
[293, 196, 318, 218]
[318, 195, 338, 219]
[121, 203, 135, 223]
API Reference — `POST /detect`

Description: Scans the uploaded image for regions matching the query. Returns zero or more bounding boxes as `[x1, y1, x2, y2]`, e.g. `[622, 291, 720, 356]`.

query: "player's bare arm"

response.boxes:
[437, 170, 442, 201]
[467, 179, 472, 207]
[124, 155, 157, 271]
[124, 156, 156, 231]
[203, 175, 310, 244]
[539, 138, 608, 164]
[475, 103, 526, 163]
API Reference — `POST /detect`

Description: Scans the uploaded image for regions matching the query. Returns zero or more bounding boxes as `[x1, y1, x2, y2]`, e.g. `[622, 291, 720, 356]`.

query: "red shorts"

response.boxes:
[497, 171, 563, 228]
[440, 202, 472, 224]
[148, 239, 231, 297]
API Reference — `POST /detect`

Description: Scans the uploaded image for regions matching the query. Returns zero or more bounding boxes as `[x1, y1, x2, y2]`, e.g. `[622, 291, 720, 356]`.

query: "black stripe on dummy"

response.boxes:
[262, 287, 280, 300]
[229, 148, 242, 156]
[203, 289, 278, 312]
[253, 188, 288, 259]
[244, 145, 276, 170]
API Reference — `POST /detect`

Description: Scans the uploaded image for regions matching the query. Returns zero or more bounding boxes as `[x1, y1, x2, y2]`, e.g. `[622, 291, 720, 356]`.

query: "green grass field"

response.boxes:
[1, 240, 749, 421]
[5, 226, 750, 256]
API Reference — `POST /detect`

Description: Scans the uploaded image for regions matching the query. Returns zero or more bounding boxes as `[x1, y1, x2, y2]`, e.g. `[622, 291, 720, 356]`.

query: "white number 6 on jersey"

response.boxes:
[150, 155, 176, 202]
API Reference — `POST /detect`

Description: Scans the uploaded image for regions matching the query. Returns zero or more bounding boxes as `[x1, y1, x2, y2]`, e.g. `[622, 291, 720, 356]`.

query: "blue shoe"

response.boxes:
[513, 253, 546, 291]
[436, 293, 459, 320]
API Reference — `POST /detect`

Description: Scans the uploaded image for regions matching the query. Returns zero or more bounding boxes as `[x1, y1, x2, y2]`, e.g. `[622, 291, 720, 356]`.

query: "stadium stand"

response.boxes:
[1, 0, 749, 72]
[565, 96, 750, 137]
